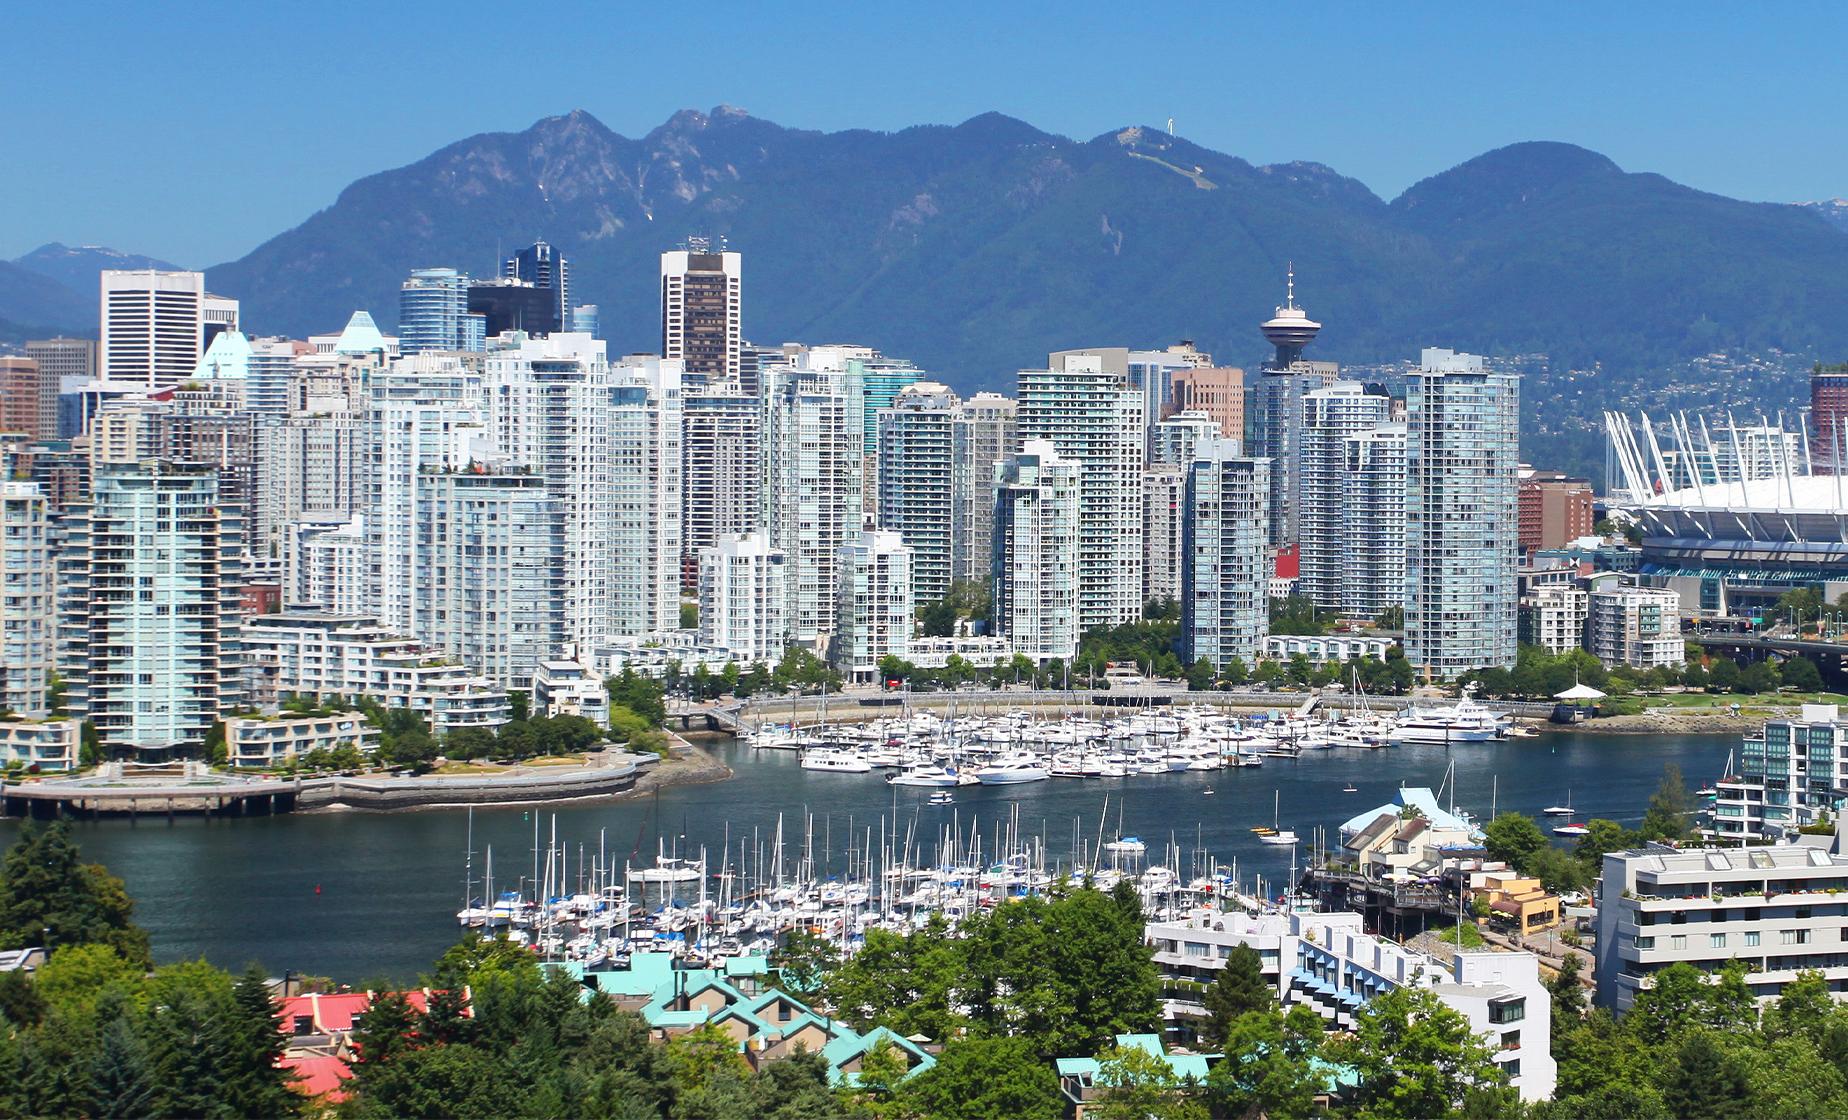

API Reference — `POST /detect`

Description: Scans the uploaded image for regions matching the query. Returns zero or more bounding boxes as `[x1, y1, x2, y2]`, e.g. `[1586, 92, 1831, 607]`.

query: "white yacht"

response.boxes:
[1386, 697, 1505, 744]
[974, 751, 1050, 785]
[800, 748, 873, 774]
[887, 762, 960, 787]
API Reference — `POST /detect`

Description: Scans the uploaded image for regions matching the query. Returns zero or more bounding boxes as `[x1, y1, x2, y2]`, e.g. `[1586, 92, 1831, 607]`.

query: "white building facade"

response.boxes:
[992, 441, 1080, 664]
[698, 533, 789, 664]
[1588, 585, 1683, 669]
[1298, 382, 1393, 613]
[1182, 436, 1271, 670]
[832, 530, 914, 680]
[762, 359, 864, 646]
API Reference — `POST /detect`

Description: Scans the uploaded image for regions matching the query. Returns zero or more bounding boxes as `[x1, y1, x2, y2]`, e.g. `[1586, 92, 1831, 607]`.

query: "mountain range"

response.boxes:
[8, 108, 1848, 472]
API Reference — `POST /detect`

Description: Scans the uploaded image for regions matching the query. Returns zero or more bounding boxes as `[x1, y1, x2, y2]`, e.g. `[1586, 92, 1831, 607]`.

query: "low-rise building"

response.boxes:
[224, 712, 378, 768]
[1588, 584, 1683, 668]
[1315, 787, 1485, 935]
[0, 718, 80, 771]
[1260, 633, 1394, 666]
[1474, 873, 1562, 936]
[905, 635, 1015, 670]
[532, 660, 610, 725]
[1596, 837, 1848, 1015]
[1713, 704, 1848, 840]
[1518, 582, 1588, 655]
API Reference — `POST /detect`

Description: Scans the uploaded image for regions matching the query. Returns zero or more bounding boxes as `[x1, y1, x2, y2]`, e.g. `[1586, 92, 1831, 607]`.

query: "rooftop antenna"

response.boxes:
[1286, 263, 1297, 311]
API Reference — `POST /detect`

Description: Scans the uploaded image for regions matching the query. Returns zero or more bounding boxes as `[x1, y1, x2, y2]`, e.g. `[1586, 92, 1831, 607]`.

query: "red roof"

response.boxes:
[281, 1055, 352, 1100]
[279, 990, 444, 1034]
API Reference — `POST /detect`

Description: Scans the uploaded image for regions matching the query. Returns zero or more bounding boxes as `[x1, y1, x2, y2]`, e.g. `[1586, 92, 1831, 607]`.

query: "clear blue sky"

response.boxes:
[3, 1, 1845, 267]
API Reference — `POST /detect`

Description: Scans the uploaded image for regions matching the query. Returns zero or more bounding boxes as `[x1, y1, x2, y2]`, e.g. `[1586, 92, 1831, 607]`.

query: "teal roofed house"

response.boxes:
[563, 951, 934, 1086]
[1056, 1033, 1357, 1116]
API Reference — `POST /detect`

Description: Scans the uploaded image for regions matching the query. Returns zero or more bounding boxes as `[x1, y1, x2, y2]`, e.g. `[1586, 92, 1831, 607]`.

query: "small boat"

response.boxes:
[1552, 822, 1590, 837]
[1543, 790, 1575, 816]
[1342, 783, 1358, 793]
[800, 748, 872, 774]
[928, 790, 953, 806]
[1257, 791, 1298, 845]
[1203, 787, 1215, 796]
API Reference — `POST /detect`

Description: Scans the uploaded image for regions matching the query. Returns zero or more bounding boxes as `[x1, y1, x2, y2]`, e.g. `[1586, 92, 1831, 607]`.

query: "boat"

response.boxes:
[928, 790, 953, 806]
[1543, 790, 1576, 816]
[1387, 696, 1505, 744]
[1342, 782, 1358, 793]
[888, 762, 960, 787]
[1552, 822, 1590, 837]
[974, 751, 1050, 785]
[800, 748, 873, 774]
[1104, 836, 1147, 856]
[1257, 791, 1298, 846]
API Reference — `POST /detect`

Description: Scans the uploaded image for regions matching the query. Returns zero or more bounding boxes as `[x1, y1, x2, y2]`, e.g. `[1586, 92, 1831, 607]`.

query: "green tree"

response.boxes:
[1330, 986, 1511, 1119]
[1221, 656, 1250, 687]
[1782, 655, 1825, 692]
[0, 822, 151, 967]
[1658, 1031, 1752, 1120]
[1548, 953, 1587, 1023]
[1090, 1042, 1207, 1120]
[1185, 657, 1217, 692]
[918, 599, 959, 638]
[605, 668, 667, 727]
[680, 601, 699, 630]
[86, 999, 155, 1120]
[1205, 1006, 1325, 1120]
[1200, 943, 1272, 1047]
[1638, 764, 1695, 844]
[772, 926, 842, 1006]
[897, 1036, 1063, 1120]
[1709, 658, 1742, 692]
[1481, 812, 1549, 872]
[224, 964, 301, 1118]
[1764, 970, 1834, 1042]
[1525, 844, 1589, 894]
[1740, 660, 1781, 694]
[1374, 604, 1405, 630]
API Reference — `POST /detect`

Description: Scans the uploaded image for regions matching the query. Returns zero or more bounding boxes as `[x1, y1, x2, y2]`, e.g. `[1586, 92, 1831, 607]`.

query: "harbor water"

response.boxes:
[0, 730, 1733, 981]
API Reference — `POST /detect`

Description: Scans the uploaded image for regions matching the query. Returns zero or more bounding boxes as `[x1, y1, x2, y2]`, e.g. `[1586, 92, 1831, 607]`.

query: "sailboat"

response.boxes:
[1543, 789, 1575, 816]
[1259, 791, 1298, 846]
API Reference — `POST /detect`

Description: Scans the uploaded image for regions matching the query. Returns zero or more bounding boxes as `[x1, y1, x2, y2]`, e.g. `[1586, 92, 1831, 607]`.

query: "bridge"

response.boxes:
[1692, 631, 1848, 684]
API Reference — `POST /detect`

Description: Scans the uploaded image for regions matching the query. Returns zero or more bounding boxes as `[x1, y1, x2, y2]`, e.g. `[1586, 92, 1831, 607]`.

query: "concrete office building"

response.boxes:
[0, 481, 55, 718]
[876, 382, 959, 606]
[1298, 382, 1393, 612]
[25, 337, 96, 439]
[681, 385, 762, 590]
[832, 529, 914, 680]
[1182, 436, 1271, 670]
[1517, 470, 1595, 556]
[399, 268, 486, 355]
[1340, 422, 1407, 621]
[1405, 349, 1519, 679]
[991, 441, 1080, 663]
[661, 243, 741, 386]
[762, 356, 863, 645]
[100, 270, 238, 388]
[0, 357, 57, 441]
[1018, 352, 1145, 633]
[56, 461, 244, 756]
[699, 532, 789, 662]
[1167, 364, 1244, 437]
[951, 392, 1018, 585]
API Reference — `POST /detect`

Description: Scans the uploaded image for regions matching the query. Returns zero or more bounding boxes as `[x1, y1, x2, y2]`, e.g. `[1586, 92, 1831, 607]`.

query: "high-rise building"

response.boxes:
[26, 337, 97, 439]
[56, 461, 244, 756]
[1812, 363, 1848, 474]
[762, 355, 864, 645]
[699, 533, 787, 662]
[1143, 465, 1185, 608]
[992, 440, 1080, 663]
[1587, 584, 1683, 669]
[413, 470, 565, 688]
[608, 356, 684, 638]
[661, 243, 742, 387]
[399, 268, 486, 354]
[951, 392, 1018, 586]
[571, 304, 600, 337]
[467, 279, 559, 337]
[0, 480, 54, 717]
[288, 517, 369, 616]
[857, 355, 925, 455]
[1168, 364, 1245, 437]
[1405, 348, 1520, 679]
[0, 358, 55, 440]
[1340, 423, 1408, 622]
[1297, 382, 1394, 612]
[1150, 411, 1220, 469]
[681, 385, 762, 591]
[1249, 269, 1336, 546]
[1182, 436, 1270, 670]
[1018, 352, 1145, 632]
[1516, 470, 1594, 556]
[244, 336, 303, 417]
[99, 270, 238, 388]
[505, 240, 570, 328]
[832, 529, 914, 680]
[1128, 343, 1211, 437]
[877, 382, 958, 605]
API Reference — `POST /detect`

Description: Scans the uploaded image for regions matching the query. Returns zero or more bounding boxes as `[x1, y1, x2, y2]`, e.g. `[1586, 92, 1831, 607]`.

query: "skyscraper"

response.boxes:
[1143, 465, 1185, 607]
[1150, 410, 1221, 469]
[0, 358, 55, 440]
[25, 337, 96, 439]
[1812, 363, 1848, 475]
[1168, 364, 1245, 437]
[699, 532, 787, 662]
[1297, 381, 1393, 611]
[467, 278, 559, 337]
[762, 356, 863, 645]
[99, 270, 238, 388]
[681, 385, 762, 590]
[1182, 436, 1271, 670]
[832, 529, 914, 680]
[505, 240, 570, 328]
[1249, 269, 1336, 546]
[856, 354, 925, 455]
[661, 242, 741, 387]
[992, 440, 1080, 663]
[1405, 349, 1519, 679]
[0, 480, 54, 717]
[1340, 423, 1407, 621]
[877, 382, 959, 605]
[951, 392, 1018, 586]
[1018, 352, 1145, 630]
[607, 356, 684, 638]
[400, 268, 486, 354]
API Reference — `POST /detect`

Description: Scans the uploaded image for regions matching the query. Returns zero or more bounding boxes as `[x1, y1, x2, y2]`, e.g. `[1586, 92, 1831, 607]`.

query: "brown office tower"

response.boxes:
[1168, 365, 1245, 438]
[661, 241, 742, 390]
[1811, 363, 1848, 474]
[0, 357, 56, 440]
[1518, 470, 1594, 555]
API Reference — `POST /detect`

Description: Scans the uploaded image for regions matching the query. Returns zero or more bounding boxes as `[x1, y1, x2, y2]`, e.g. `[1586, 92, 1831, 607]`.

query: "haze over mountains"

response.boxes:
[8, 107, 1848, 470]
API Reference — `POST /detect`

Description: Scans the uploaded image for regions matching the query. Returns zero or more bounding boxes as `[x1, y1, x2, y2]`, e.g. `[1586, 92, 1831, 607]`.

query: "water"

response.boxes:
[0, 731, 1734, 982]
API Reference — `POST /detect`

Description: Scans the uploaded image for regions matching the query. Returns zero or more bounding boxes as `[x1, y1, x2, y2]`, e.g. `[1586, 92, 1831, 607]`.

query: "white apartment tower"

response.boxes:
[100, 270, 239, 389]
[1405, 349, 1519, 679]
[1143, 466, 1186, 607]
[1018, 353, 1145, 631]
[681, 385, 762, 591]
[832, 530, 915, 680]
[1182, 436, 1271, 670]
[951, 392, 1018, 585]
[1341, 423, 1408, 621]
[608, 356, 684, 637]
[1150, 410, 1221, 469]
[876, 382, 959, 606]
[1588, 585, 1683, 669]
[992, 440, 1080, 663]
[0, 481, 55, 718]
[1298, 382, 1394, 612]
[698, 532, 788, 663]
[660, 245, 742, 388]
[762, 358, 864, 646]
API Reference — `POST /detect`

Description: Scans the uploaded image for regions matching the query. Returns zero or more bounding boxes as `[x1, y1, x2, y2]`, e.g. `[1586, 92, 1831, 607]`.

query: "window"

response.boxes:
[1488, 998, 1525, 1025]
[1635, 936, 1655, 950]
[1671, 935, 1688, 950]
[1711, 933, 1727, 949]
[1745, 932, 1761, 947]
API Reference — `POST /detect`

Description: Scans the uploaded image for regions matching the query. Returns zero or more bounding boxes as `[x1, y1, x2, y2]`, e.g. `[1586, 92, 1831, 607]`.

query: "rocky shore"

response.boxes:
[1554, 705, 1790, 737]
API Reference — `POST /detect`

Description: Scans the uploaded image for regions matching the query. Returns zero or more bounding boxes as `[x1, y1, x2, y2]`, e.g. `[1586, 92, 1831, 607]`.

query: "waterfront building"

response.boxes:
[699, 533, 788, 663]
[905, 634, 1015, 670]
[1297, 382, 1393, 612]
[1143, 466, 1185, 607]
[582, 633, 739, 680]
[1182, 436, 1270, 670]
[1713, 704, 1848, 840]
[1167, 364, 1244, 437]
[224, 712, 379, 768]
[992, 441, 1080, 663]
[100, 269, 238, 388]
[531, 660, 610, 724]
[1405, 348, 1519, 679]
[0, 718, 80, 771]
[1018, 352, 1145, 633]
[1596, 836, 1848, 1016]
[660, 242, 742, 387]
[1340, 422, 1407, 621]
[950, 392, 1018, 586]
[413, 470, 566, 690]
[56, 461, 244, 757]
[607, 355, 684, 637]
[398, 268, 485, 354]
[1587, 584, 1682, 669]
[0, 357, 56, 441]
[832, 529, 914, 680]
[1517, 470, 1594, 556]
[1149, 410, 1220, 469]
[243, 610, 508, 734]
[681, 384, 761, 591]
[1147, 908, 1553, 1101]
[762, 356, 863, 645]
[0, 481, 55, 718]
[1249, 270, 1336, 547]
[1518, 581, 1588, 655]
[505, 240, 570, 329]
[1260, 633, 1394, 666]
[876, 383, 958, 605]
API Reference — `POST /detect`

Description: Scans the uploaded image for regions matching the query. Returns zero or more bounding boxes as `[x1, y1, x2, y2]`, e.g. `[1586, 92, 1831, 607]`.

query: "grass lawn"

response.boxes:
[524, 755, 591, 767]
[433, 761, 504, 776]
[1644, 691, 1848, 709]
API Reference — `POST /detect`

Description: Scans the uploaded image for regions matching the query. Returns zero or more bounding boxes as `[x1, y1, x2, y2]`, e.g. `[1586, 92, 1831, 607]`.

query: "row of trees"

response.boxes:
[1481, 766, 1697, 894]
[1184, 650, 1418, 695]
[1462, 644, 1827, 702]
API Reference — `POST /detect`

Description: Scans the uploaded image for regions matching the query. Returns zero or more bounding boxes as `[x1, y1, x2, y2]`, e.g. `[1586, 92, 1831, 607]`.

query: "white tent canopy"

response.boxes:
[1554, 683, 1607, 701]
